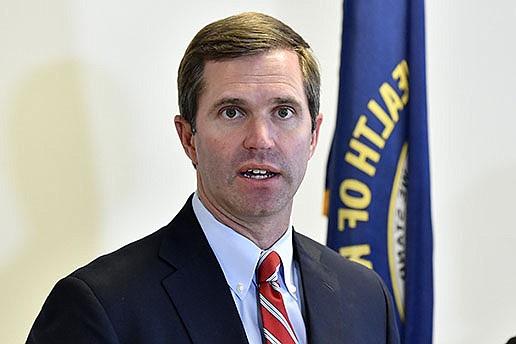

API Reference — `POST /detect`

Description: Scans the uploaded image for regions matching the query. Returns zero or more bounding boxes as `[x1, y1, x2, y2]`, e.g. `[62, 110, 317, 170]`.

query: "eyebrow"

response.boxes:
[211, 96, 303, 110]
[212, 97, 248, 109]
[271, 96, 303, 109]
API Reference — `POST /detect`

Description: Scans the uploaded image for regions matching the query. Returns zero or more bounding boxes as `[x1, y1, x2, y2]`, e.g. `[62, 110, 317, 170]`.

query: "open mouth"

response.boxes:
[241, 169, 278, 180]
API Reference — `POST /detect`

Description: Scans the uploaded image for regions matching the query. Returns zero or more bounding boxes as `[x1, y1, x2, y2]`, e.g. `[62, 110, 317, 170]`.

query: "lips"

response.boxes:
[241, 169, 278, 179]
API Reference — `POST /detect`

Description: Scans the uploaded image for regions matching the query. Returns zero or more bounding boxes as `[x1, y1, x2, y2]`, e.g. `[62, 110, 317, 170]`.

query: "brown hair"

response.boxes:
[177, 12, 320, 131]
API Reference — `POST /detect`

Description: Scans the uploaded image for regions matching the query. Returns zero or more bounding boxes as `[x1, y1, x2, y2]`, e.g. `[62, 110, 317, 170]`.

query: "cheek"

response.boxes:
[196, 135, 234, 165]
[290, 133, 315, 158]
[281, 142, 311, 178]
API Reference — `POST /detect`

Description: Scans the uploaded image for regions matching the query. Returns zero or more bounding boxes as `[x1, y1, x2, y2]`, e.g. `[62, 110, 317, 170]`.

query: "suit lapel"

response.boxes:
[159, 198, 249, 344]
[294, 232, 345, 344]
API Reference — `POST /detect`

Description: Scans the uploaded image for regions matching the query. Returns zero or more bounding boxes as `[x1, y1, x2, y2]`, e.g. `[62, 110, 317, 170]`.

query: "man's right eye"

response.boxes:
[221, 107, 242, 119]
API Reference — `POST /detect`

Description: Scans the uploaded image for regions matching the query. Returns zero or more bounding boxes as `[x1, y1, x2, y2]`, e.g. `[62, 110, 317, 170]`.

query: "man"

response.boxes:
[27, 12, 399, 344]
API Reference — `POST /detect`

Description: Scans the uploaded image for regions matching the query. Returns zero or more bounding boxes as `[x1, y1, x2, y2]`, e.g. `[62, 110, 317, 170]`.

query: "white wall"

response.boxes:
[427, 1, 516, 343]
[1, 1, 515, 343]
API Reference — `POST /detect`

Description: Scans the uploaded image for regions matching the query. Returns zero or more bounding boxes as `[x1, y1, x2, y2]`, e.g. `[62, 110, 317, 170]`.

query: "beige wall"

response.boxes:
[1, 1, 515, 343]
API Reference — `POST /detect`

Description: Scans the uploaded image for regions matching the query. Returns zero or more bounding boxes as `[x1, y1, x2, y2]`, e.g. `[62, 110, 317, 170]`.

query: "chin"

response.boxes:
[235, 197, 291, 218]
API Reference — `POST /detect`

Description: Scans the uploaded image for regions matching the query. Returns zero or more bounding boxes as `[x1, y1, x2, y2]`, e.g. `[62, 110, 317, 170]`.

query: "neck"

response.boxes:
[197, 192, 291, 250]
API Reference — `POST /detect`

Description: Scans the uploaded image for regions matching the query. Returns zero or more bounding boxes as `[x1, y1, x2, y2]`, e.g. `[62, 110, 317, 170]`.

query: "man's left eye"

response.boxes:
[276, 107, 294, 119]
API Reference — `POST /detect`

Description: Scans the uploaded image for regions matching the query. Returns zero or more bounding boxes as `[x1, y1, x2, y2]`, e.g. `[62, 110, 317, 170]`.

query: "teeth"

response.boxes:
[250, 169, 267, 175]
[249, 174, 268, 179]
[243, 169, 276, 179]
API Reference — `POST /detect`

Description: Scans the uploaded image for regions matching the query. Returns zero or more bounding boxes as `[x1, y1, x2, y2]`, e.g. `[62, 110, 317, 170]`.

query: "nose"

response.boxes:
[243, 116, 274, 150]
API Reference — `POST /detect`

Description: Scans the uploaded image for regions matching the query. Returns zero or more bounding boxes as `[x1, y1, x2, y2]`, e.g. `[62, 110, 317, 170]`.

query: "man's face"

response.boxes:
[176, 49, 322, 226]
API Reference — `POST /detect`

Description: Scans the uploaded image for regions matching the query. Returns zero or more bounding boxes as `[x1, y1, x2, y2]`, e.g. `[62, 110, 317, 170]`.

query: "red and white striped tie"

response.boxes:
[257, 251, 298, 344]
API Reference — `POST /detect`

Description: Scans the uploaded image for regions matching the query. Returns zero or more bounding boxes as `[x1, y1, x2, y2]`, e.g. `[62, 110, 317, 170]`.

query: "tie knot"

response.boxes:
[257, 251, 281, 284]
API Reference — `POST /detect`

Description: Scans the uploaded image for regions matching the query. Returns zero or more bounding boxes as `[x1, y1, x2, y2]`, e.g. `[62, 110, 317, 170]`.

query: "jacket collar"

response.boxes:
[294, 232, 345, 344]
[158, 196, 249, 344]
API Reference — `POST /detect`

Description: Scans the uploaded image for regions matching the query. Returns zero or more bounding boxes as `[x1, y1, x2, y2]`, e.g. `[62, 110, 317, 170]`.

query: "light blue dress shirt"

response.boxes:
[192, 193, 306, 344]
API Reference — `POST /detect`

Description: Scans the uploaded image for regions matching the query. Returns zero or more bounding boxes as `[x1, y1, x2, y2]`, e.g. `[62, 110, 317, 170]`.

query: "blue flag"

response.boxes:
[324, 0, 433, 342]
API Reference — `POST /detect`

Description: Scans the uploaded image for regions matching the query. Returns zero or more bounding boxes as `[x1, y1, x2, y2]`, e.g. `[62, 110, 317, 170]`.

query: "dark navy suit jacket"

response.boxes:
[27, 196, 400, 343]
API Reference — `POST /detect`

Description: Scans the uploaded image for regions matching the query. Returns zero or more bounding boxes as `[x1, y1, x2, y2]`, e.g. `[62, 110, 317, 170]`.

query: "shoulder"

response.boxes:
[27, 228, 169, 343]
[27, 197, 205, 342]
[71, 195, 199, 289]
[293, 232, 400, 343]
[72, 226, 169, 289]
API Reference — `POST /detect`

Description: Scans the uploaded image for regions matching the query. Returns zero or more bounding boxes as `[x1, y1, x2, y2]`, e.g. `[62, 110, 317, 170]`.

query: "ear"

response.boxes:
[309, 113, 323, 159]
[174, 115, 198, 166]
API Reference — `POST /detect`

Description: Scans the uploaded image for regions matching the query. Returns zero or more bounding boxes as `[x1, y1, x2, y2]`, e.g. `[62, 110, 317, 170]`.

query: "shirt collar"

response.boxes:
[267, 224, 297, 297]
[192, 193, 297, 300]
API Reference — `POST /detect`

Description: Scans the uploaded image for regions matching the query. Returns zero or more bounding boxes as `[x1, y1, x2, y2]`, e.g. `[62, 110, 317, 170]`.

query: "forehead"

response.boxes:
[201, 50, 306, 102]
